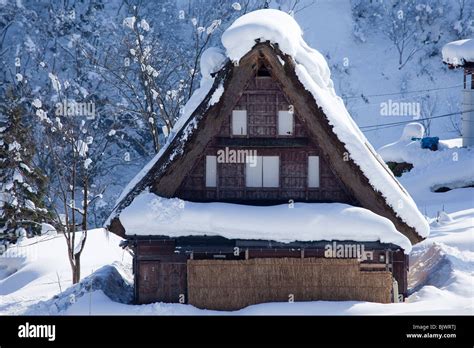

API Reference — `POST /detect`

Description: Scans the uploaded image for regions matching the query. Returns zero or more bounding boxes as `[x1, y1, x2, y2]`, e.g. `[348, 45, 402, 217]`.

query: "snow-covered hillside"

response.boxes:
[296, 0, 467, 148]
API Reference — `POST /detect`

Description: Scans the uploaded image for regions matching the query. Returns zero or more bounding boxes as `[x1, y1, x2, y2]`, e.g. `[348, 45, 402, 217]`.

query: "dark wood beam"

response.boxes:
[216, 137, 309, 147]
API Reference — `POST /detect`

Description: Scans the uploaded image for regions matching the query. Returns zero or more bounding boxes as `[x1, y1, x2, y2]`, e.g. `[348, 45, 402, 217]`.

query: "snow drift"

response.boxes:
[0, 229, 132, 315]
[26, 264, 133, 315]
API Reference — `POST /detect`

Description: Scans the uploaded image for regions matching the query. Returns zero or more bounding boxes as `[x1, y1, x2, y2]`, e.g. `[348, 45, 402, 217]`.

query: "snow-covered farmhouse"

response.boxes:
[107, 10, 429, 310]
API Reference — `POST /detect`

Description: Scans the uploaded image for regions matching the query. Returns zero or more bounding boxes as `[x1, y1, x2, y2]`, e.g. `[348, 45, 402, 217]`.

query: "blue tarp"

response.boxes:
[420, 136, 439, 151]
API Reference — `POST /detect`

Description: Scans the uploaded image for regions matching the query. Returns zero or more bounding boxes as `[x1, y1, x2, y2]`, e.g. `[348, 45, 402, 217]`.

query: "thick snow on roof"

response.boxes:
[222, 9, 334, 92]
[222, 9, 428, 238]
[442, 39, 474, 67]
[120, 191, 412, 252]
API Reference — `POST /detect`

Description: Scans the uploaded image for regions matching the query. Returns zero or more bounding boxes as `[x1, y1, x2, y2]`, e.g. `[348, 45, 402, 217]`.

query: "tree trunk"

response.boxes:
[72, 255, 81, 284]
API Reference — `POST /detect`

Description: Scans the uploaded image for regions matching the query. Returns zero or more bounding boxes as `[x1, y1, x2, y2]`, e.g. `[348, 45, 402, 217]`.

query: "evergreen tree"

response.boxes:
[0, 88, 50, 241]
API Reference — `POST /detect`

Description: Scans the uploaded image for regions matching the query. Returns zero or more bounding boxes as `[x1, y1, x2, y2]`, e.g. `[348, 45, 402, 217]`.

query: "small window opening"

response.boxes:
[257, 65, 271, 77]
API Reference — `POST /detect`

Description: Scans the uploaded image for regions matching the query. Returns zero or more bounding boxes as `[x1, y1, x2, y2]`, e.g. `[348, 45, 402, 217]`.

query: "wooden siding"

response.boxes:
[176, 74, 354, 204]
[392, 250, 409, 297]
[135, 241, 187, 304]
[137, 259, 186, 304]
[133, 239, 409, 306]
[219, 76, 307, 138]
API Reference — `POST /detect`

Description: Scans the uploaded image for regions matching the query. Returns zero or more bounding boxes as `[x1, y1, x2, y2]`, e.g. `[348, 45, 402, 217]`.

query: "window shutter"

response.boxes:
[205, 156, 217, 187]
[245, 156, 262, 187]
[308, 156, 320, 188]
[278, 111, 293, 135]
[263, 156, 279, 187]
[232, 110, 247, 135]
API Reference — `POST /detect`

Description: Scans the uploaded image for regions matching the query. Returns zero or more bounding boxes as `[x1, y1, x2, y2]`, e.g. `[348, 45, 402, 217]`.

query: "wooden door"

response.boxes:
[138, 260, 187, 304]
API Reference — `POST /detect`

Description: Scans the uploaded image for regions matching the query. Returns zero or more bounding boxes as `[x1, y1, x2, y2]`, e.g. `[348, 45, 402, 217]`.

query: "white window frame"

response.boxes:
[245, 156, 262, 187]
[232, 110, 247, 136]
[245, 156, 279, 188]
[278, 110, 294, 136]
[262, 156, 279, 187]
[205, 155, 217, 187]
[308, 156, 320, 188]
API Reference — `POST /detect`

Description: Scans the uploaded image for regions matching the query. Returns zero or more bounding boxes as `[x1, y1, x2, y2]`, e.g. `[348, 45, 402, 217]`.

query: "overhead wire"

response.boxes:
[360, 110, 471, 133]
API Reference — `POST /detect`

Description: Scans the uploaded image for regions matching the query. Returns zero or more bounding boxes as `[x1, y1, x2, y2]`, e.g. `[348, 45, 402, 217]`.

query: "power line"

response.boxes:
[360, 109, 470, 133]
[343, 84, 462, 100]
[1, 234, 62, 248]
[361, 111, 461, 129]
[347, 87, 459, 112]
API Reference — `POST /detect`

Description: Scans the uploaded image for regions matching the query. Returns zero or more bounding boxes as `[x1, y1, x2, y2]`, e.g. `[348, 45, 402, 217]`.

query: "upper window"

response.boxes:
[232, 110, 247, 136]
[245, 156, 279, 188]
[257, 65, 271, 77]
[278, 111, 294, 136]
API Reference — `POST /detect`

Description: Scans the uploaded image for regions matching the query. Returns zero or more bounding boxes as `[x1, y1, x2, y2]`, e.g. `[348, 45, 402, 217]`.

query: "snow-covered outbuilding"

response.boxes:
[442, 38, 474, 69]
[442, 38, 474, 147]
[107, 9, 429, 310]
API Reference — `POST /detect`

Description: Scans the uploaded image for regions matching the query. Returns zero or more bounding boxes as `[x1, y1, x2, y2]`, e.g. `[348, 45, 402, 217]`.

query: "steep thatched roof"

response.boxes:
[108, 43, 426, 244]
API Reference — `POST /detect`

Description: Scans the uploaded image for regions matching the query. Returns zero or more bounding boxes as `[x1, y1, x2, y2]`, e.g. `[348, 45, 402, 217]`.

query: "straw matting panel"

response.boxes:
[187, 258, 393, 310]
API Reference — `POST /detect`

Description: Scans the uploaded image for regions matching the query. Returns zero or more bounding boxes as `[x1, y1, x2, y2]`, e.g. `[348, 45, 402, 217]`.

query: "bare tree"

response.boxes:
[384, 5, 422, 69]
[457, 0, 467, 20]
[444, 92, 462, 136]
[357, 0, 443, 70]
[89, 1, 266, 155]
[418, 94, 438, 136]
[31, 62, 109, 283]
[36, 106, 109, 284]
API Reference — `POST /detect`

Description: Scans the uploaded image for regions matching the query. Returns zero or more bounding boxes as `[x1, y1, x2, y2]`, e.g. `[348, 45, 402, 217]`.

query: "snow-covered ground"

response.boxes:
[0, 230, 132, 315]
[0, 207, 472, 315]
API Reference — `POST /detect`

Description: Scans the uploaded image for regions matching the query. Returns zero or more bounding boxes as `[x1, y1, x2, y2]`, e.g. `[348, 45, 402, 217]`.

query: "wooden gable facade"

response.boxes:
[176, 61, 355, 205]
